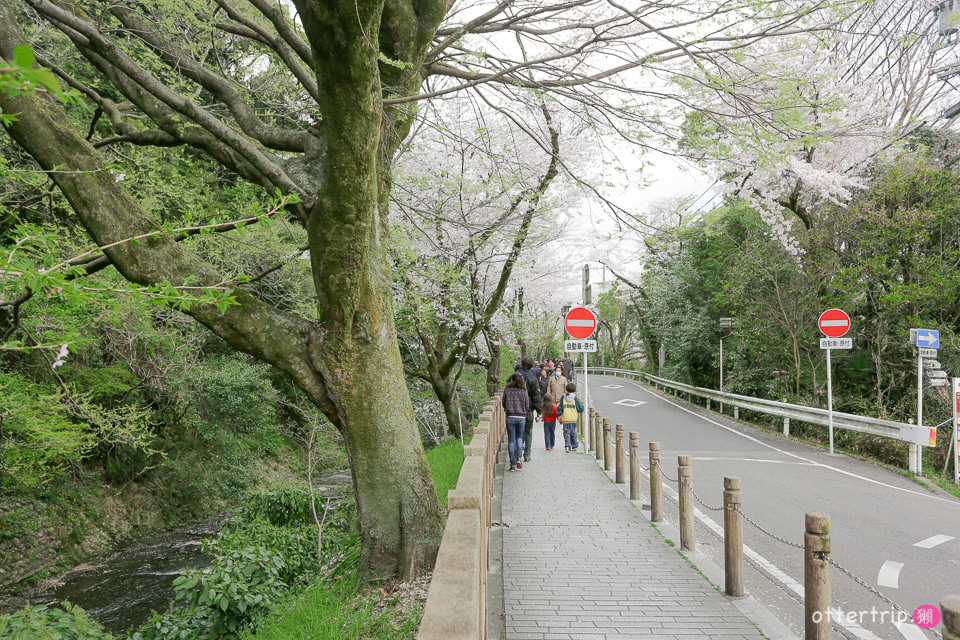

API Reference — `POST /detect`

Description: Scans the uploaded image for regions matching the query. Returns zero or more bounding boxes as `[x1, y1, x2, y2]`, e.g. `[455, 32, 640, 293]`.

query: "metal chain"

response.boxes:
[653, 460, 678, 483]
[824, 556, 942, 638]
[681, 477, 724, 511]
[626, 451, 649, 471]
[733, 505, 804, 549]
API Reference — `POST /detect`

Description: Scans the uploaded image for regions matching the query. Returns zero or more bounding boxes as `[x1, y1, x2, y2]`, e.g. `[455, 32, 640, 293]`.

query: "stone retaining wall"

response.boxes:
[418, 393, 504, 640]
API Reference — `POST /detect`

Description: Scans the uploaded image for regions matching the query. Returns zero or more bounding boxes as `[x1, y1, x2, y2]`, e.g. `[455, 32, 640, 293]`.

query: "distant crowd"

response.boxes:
[501, 355, 584, 472]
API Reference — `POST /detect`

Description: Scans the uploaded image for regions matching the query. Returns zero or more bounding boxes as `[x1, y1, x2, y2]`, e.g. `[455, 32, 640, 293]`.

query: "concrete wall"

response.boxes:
[418, 393, 505, 640]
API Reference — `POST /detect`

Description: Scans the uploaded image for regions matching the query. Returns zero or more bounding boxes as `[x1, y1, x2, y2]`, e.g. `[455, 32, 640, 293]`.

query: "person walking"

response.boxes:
[502, 372, 530, 471]
[557, 382, 584, 452]
[547, 366, 567, 403]
[541, 393, 558, 451]
[518, 356, 542, 462]
[561, 355, 574, 381]
[538, 367, 550, 399]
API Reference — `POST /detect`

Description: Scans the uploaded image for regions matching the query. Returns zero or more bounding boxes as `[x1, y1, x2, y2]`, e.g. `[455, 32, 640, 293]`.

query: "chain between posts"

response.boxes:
[731, 504, 804, 549]
[654, 460, 678, 483]
[680, 477, 724, 512]
[626, 450, 649, 470]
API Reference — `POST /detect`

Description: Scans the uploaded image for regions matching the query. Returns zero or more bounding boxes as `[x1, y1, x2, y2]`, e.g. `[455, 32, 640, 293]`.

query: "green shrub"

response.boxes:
[178, 360, 279, 439]
[0, 603, 116, 639]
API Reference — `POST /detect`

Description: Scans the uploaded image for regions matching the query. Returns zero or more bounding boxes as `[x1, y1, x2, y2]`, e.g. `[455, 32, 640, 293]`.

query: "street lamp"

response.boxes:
[719, 318, 736, 412]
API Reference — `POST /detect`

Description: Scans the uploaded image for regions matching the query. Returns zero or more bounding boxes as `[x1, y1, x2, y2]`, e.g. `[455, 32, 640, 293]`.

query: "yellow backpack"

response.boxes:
[558, 397, 579, 423]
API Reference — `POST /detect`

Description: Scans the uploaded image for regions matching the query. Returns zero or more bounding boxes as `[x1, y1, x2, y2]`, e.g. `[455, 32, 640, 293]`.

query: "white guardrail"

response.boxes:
[585, 367, 933, 447]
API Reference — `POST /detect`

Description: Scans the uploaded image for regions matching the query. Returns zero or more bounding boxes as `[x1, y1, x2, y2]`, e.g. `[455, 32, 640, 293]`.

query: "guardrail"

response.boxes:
[418, 393, 504, 640]
[586, 367, 932, 450]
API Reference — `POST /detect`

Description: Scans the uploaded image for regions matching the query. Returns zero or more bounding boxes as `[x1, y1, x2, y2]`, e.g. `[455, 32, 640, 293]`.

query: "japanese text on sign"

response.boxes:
[564, 340, 597, 352]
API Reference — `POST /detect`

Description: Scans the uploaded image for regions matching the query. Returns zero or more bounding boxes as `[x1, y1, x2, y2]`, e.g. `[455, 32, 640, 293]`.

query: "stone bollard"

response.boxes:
[649, 442, 663, 522]
[706, 398, 711, 411]
[723, 477, 743, 597]
[804, 512, 831, 640]
[615, 425, 626, 484]
[783, 417, 790, 436]
[603, 418, 613, 471]
[734, 406, 739, 420]
[942, 596, 960, 640]
[629, 433, 641, 500]
[593, 411, 603, 460]
[678, 455, 694, 552]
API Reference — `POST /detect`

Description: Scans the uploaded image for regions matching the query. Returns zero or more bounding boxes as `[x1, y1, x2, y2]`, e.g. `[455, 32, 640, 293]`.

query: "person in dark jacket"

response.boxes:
[502, 372, 530, 471]
[538, 367, 549, 398]
[518, 356, 542, 462]
[561, 355, 574, 380]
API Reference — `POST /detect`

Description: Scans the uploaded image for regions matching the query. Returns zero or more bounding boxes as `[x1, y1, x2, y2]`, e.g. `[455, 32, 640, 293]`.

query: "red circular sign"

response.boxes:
[818, 309, 851, 338]
[565, 307, 597, 339]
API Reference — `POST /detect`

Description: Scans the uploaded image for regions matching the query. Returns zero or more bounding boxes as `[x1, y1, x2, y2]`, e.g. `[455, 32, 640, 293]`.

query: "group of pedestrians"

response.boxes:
[501, 355, 584, 472]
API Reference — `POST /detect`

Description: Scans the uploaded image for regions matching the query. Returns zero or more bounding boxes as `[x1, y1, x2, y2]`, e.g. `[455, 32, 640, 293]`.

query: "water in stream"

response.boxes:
[30, 517, 222, 634]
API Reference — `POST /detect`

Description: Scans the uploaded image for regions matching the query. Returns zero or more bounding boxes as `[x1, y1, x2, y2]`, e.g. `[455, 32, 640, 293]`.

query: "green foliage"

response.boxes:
[0, 45, 81, 126]
[178, 359, 279, 439]
[0, 602, 115, 640]
[239, 483, 325, 528]
[424, 438, 464, 510]
[0, 371, 93, 489]
[240, 568, 419, 640]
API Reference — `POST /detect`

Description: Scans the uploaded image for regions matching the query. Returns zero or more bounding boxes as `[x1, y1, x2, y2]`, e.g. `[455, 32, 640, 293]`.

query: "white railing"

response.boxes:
[586, 367, 931, 447]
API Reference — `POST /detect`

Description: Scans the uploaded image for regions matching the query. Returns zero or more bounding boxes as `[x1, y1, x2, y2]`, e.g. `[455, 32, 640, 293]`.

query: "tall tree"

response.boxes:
[0, 0, 855, 577]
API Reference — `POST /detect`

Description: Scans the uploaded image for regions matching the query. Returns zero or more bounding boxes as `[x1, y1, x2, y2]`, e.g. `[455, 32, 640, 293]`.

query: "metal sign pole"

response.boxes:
[913, 353, 923, 474]
[954, 378, 960, 484]
[826, 347, 834, 455]
[719, 337, 724, 414]
[583, 350, 589, 448]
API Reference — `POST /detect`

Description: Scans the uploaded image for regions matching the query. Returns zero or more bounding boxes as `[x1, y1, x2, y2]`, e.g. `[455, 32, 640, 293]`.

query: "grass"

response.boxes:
[242, 570, 419, 640]
[244, 438, 464, 640]
[425, 438, 465, 509]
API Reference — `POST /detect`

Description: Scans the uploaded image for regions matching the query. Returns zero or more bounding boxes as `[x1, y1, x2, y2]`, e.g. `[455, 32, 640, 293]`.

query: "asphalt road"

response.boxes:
[586, 374, 960, 640]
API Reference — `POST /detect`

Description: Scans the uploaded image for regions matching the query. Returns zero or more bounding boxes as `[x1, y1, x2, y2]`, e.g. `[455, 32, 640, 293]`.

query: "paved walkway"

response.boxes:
[499, 423, 767, 640]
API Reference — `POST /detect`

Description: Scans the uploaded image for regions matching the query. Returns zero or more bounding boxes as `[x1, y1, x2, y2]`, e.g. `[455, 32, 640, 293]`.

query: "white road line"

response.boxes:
[913, 534, 954, 549]
[896, 623, 930, 640]
[616, 378, 960, 506]
[877, 561, 903, 588]
[634, 463, 883, 640]
[612, 399, 645, 407]
[692, 457, 817, 465]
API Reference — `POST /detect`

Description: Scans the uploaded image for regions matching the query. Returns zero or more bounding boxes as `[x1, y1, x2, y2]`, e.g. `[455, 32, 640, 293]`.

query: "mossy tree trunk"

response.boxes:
[0, 0, 448, 579]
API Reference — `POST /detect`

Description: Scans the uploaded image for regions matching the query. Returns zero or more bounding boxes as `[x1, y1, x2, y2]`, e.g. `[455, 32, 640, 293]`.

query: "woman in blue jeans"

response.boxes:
[502, 372, 530, 471]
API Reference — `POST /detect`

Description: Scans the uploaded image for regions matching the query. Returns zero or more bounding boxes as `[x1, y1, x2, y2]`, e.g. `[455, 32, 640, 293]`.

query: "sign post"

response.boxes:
[954, 378, 960, 484]
[565, 307, 598, 442]
[818, 309, 852, 455]
[909, 329, 940, 474]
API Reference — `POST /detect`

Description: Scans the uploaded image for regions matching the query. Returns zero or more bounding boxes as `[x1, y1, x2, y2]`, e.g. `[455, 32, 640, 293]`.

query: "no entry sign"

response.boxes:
[565, 306, 597, 339]
[818, 309, 851, 338]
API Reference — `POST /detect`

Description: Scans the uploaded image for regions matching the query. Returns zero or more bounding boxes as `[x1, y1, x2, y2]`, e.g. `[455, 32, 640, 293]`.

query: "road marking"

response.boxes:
[913, 534, 954, 549]
[877, 561, 903, 588]
[615, 377, 960, 506]
[601, 384, 623, 389]
[637, 463, 883, 640]
[896, 623, 929, 640]
[692, 456, 816, 465]
[612, 399, 645, 407]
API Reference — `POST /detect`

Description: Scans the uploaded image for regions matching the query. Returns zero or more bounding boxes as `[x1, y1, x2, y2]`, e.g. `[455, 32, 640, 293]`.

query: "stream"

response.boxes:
[30, 517, 222, 634]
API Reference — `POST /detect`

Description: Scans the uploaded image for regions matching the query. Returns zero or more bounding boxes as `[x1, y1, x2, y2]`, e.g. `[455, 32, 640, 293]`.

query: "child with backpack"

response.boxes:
[557, 382, 584, 452]
[541, 393, 558, 451]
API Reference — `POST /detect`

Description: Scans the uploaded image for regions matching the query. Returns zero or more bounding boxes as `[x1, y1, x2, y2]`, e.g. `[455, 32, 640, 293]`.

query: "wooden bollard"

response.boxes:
[615, 424, 625, 483]
[678, 455, 694, 552]
[595, 411, 603, 461]
[649, 442, 663, 522]
[603, 418, 613, 471]
[942, 595, 960, 640]
[629, 432, 641, 500]
[804, 512, 831, 640]
[723, 477, 743, 597]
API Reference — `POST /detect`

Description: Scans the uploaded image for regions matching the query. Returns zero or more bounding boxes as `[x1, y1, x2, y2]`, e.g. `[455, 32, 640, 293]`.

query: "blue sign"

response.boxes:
[915, 329, 940, 349]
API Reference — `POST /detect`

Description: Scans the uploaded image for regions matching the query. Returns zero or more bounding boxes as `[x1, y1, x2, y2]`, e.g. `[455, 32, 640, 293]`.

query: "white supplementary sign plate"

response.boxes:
[820, 338, 852, 349]
[602, 384, 623, 389]
[613, 399, 646, 407]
